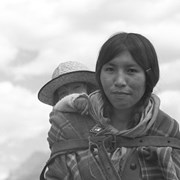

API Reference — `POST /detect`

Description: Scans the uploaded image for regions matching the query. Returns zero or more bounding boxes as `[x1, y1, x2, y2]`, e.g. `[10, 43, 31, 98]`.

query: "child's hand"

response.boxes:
[74, 96, 89, 115]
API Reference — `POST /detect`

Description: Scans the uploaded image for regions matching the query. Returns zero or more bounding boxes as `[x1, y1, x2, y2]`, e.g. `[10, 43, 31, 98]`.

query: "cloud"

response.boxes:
[0, 0, 180, 83]
[158, 90, 180, 124]
[71, 0, 180, 29]
[4, 31, 101, 80]
[155, 60, 180, 93]
[0, 0, 105, 82]
[0, 82, 51, 143]
[0, 2, 67, 49]
[0, 35, 17, 68]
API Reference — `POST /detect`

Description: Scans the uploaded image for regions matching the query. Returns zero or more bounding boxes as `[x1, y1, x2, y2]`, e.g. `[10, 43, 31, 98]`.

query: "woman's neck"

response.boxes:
[110, 108, 134, 131]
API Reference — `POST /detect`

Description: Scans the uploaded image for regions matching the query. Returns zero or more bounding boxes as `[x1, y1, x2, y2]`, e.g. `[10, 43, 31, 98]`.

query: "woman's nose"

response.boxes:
[114, 71, 127, 87]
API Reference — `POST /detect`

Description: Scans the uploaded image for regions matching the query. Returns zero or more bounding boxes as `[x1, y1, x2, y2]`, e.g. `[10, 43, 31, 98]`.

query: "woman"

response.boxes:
[40, 33, 180, 180]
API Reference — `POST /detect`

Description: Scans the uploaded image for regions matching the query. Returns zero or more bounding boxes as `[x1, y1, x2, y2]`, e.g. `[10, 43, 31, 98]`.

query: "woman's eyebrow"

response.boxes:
[126, 64, 138, 67]
[104, 62, 115, 66]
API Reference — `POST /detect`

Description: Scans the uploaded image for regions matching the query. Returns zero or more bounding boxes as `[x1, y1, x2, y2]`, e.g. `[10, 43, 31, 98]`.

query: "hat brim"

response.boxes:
[38, 71, 98, 106]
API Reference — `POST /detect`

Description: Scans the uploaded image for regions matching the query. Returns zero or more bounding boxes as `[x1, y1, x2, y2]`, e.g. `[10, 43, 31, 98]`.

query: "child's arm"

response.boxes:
[53, 93, 89, 114]
[73, 95, 89, 115]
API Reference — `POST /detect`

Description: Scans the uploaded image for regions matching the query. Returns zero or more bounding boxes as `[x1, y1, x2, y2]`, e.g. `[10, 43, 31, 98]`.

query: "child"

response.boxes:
[53, 88, 109, 126]
[38, 60, 101, 147]
[38, 61, 98, 106]
[54, 91, 90, 115]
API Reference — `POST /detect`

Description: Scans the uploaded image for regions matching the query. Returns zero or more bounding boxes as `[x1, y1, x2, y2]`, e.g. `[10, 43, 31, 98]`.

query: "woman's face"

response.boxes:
[100, 51, 146, 111]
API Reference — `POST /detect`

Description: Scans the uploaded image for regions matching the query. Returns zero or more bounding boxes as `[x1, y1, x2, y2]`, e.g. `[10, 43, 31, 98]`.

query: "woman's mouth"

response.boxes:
[112, 91, 130, 95]
[111, 91, 131, 99]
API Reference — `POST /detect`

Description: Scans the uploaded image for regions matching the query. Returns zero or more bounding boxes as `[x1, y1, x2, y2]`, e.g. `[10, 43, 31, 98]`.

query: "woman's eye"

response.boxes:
[127, 68, 137, 73]
[105, 67, 114, 72]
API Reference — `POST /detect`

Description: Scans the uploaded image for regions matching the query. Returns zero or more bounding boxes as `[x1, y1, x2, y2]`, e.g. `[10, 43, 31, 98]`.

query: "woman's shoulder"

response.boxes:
[150, 109, 180, 137]
[89, 90, 101, 97]
[89, 90, 103, 105]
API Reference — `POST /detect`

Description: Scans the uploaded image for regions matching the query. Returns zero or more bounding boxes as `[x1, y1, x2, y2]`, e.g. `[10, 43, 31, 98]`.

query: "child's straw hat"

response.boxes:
[38, 61, 98, 105]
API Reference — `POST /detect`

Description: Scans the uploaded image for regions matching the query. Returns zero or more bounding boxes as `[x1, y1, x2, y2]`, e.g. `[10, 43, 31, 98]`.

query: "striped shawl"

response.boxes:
[45, 102, 180, 180]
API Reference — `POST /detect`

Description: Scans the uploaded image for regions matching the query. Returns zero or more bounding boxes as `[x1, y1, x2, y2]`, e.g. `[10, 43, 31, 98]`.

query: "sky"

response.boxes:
[0, 0, 180, 178]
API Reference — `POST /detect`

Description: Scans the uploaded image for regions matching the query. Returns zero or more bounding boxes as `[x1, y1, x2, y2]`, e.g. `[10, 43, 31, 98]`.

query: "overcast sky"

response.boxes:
[0, 0, 180, 178]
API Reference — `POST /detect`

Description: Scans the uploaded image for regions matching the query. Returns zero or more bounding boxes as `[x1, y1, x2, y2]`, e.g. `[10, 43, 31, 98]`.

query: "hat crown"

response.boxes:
[52, 61, 90, 79]
[38, 61, 97, 106]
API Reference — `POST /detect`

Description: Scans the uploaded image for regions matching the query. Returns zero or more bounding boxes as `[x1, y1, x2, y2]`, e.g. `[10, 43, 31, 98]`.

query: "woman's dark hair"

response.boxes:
[95, 32, 160, 126]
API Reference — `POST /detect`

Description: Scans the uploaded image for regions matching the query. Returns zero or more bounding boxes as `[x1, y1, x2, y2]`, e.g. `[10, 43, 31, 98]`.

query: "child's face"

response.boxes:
[57, 82, 87, 100]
